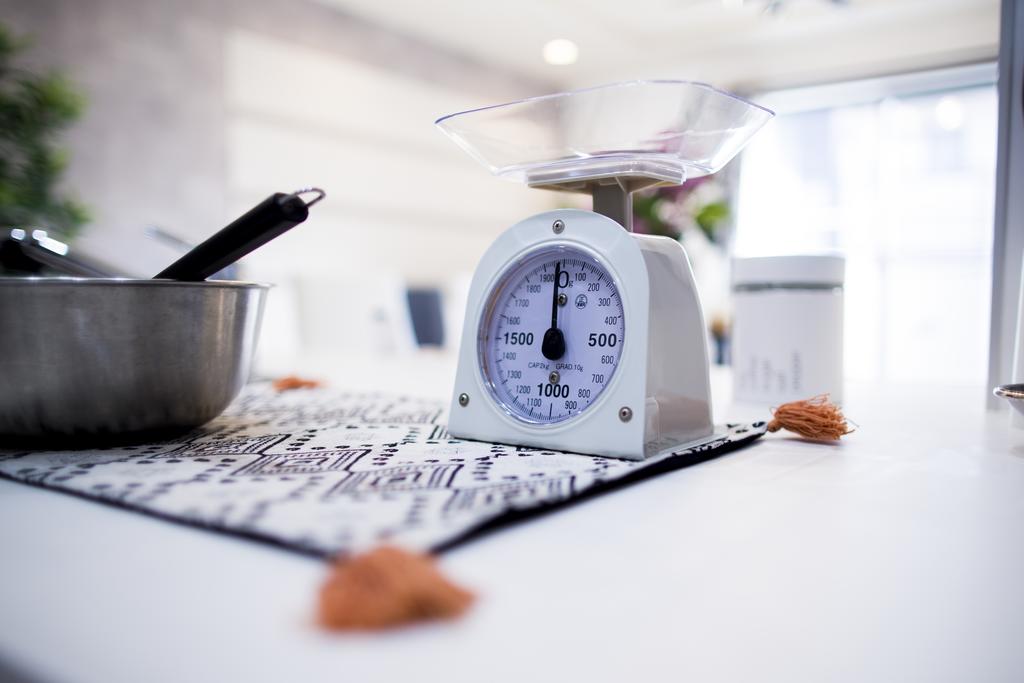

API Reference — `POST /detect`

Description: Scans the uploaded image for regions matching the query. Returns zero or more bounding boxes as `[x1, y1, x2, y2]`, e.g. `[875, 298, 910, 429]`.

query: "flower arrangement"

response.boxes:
[632, 174, 730, 243]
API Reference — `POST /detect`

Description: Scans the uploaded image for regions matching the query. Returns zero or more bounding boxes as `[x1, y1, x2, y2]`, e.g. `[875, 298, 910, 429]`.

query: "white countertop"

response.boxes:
[1, 357, 1022, 683]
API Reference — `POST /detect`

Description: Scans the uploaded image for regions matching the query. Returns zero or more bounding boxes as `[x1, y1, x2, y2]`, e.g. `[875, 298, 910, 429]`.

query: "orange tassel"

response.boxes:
[272, 375, 323, 392]
[318, 546, 475, 630]
[767, 394, 852, 441]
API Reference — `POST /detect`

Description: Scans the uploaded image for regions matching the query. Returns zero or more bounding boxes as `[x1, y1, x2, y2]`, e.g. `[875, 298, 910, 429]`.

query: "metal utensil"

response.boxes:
[0, 228, 116, 278]
[0, 188, 326, 442]
[2, 188, 325, 281]
[993, 384, 1024, 417]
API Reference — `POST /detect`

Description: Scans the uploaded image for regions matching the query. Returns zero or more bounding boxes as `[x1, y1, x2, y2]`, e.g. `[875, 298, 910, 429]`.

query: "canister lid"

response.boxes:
[732, 254, 845, 287]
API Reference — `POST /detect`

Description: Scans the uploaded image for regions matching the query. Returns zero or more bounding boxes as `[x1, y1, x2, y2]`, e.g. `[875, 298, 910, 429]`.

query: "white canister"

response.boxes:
[731, 255, 845, 404]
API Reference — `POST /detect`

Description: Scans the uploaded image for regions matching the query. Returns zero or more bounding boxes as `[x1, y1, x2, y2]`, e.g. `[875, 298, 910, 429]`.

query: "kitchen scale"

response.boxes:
[437, 81, 773, 460]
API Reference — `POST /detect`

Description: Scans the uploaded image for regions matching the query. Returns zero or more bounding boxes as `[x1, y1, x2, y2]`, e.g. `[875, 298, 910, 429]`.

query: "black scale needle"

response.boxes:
[541, 260, 567, 361]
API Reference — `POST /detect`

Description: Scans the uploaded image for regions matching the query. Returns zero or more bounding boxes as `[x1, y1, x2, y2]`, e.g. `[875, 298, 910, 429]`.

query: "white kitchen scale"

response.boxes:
[437, 81, 773, 460]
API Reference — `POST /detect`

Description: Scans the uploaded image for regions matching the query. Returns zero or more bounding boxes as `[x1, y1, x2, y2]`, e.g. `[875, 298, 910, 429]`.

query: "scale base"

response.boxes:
[647, 429, 729, 461]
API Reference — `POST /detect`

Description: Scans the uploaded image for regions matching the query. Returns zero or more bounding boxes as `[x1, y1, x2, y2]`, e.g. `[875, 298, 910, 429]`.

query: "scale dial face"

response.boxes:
[479, 246, 625, 424]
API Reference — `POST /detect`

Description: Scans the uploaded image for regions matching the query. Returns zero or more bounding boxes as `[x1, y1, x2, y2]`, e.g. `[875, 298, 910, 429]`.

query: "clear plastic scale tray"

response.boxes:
[436, 80, 773, 192]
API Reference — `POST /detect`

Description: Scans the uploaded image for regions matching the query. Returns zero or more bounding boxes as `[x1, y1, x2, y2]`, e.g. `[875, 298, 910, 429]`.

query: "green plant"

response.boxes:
[0, 24, 88, 239]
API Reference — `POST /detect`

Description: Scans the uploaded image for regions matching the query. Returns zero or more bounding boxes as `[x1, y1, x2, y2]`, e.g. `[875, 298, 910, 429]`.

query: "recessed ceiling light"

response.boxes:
[934, 96, 965, 131]
[542, 39, 578, 66]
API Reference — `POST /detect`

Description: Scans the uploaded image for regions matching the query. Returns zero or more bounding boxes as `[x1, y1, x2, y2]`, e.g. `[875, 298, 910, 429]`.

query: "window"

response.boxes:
[734, 65, 998, 384]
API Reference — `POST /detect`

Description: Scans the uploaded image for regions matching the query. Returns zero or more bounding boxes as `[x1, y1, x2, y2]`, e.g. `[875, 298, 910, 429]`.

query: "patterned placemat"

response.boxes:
[0, 384, 766, 557]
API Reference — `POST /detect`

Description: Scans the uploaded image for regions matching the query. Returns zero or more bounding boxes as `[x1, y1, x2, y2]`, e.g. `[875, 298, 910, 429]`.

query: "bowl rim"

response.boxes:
[0, 276, 271, 289]
[434, 79, 775, 126]
[993, 383, 1024, 400]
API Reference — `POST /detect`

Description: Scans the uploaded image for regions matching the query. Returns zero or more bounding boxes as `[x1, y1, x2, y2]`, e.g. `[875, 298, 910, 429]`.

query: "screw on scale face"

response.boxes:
[458, 393, 469, 407]
[557, 293, 568, 306]
[618, 406, 633, 422]
[552, 219, 565, 234]
[548, 371, 560, 384]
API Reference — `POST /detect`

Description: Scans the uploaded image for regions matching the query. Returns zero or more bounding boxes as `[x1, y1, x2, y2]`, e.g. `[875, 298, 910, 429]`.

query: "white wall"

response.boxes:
[218, 28, 556, 367]
[0, 0, 557, 281]
[223, 30, 551, 286]
[1, 0, 566, 368]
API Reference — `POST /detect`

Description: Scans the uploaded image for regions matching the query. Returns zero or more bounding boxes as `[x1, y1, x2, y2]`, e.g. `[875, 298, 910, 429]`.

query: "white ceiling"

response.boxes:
[315, 0, 999, 92]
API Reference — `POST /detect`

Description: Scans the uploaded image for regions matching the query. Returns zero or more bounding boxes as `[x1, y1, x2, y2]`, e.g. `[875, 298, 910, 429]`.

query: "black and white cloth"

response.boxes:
[0, 385, 765, 557]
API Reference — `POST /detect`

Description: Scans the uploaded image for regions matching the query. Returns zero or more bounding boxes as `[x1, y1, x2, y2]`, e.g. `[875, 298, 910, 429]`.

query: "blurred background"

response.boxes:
[0, 0, 1001, 388]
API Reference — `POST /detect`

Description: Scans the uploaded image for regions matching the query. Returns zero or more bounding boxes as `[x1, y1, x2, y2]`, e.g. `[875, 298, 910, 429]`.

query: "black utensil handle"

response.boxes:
[154, 189, 322, 281]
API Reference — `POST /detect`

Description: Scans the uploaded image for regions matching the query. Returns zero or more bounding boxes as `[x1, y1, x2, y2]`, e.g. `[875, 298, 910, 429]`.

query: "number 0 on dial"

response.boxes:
[478, 246, 625, 424]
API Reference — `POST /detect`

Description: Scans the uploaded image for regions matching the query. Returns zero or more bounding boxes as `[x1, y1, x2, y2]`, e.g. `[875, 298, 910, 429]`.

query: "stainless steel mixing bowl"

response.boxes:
[0, 278, 269, 441]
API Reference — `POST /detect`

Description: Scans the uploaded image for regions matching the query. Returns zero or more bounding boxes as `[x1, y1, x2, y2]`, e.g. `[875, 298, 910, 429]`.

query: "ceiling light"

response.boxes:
[542, 39, 578, 66]
[934, 96, 965, 131]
